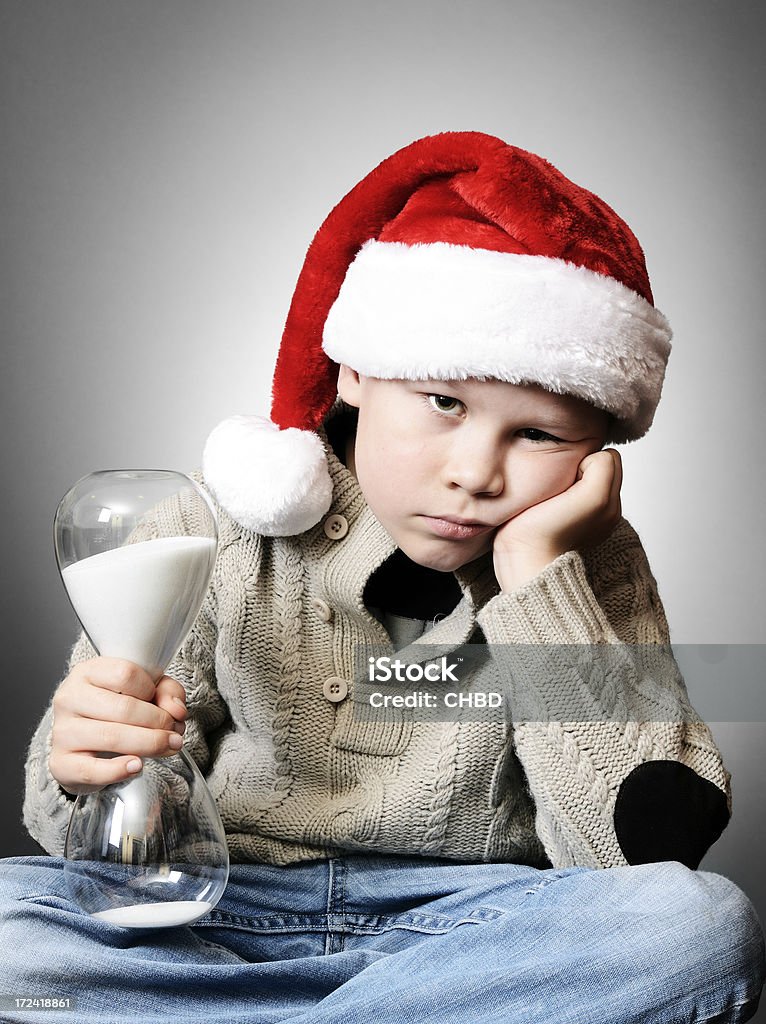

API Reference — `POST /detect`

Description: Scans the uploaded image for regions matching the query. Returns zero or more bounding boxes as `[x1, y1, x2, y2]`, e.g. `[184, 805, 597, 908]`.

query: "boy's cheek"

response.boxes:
[527, 458, 582, 502]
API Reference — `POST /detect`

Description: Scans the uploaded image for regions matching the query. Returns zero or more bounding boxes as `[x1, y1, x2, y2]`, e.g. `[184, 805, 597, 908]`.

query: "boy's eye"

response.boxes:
[519, 428, 563, 443]
[427, 394, 462, 415]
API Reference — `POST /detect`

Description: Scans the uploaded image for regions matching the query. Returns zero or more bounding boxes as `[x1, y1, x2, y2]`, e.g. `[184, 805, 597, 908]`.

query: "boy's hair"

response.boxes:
[202, 132, 671, 537]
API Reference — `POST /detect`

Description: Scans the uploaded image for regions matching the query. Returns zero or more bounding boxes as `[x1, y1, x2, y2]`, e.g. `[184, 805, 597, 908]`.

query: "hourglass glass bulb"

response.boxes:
[54, 470, 229, 928]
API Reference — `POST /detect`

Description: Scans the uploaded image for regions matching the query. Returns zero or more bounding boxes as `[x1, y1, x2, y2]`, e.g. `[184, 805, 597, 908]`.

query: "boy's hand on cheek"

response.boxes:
[492, 449, 622, 593]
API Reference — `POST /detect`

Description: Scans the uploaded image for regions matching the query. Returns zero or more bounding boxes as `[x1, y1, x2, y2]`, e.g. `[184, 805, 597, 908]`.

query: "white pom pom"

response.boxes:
[202, 415, 333, 536]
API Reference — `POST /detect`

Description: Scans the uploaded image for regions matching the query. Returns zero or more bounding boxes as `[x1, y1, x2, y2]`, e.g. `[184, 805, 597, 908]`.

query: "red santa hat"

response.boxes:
[203, 131, 672, 536]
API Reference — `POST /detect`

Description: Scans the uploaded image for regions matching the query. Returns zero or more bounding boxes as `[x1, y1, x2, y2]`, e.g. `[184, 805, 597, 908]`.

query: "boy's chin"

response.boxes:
[398, 537, 493, 574]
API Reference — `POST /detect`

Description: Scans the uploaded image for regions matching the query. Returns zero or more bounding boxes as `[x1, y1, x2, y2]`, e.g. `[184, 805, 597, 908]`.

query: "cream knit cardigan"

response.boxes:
[24, 429, 730, 869]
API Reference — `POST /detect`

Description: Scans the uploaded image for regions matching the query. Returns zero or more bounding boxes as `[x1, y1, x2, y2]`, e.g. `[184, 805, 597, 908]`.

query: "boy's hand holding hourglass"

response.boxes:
[49, 658, 188, 796]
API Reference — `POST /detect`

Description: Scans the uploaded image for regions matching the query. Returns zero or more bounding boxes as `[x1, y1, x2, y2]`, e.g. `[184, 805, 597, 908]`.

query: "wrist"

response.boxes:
[493, 547, 565, 593]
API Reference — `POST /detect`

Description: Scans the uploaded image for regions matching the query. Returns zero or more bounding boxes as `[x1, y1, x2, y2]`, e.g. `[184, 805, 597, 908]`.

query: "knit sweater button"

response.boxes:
[311, 598, 334, 622]
[323, 514, 349, 540]
[322, 676, 348, 703]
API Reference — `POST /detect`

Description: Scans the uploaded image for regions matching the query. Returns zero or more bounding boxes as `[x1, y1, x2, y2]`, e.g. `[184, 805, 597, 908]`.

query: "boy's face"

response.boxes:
[337, 366, 611, 572]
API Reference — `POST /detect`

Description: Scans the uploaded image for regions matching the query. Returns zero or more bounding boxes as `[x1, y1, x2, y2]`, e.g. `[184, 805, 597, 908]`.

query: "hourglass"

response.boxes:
[53, 470, 229, 928]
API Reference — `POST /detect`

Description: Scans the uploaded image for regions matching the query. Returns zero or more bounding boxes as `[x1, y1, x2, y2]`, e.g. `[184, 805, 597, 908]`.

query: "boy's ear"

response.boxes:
[337, 364, 362, 407]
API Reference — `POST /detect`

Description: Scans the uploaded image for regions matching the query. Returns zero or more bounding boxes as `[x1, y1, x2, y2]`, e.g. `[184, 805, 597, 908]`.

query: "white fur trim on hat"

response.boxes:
[202, 415, 333, 536]
[323, 240, 672, 442]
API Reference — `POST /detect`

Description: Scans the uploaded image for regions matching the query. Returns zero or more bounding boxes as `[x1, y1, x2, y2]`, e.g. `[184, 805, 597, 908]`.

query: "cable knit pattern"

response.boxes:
[420, 722, 461, 855]
[266, 538, 304, 810]
[23, 408, 730, 869]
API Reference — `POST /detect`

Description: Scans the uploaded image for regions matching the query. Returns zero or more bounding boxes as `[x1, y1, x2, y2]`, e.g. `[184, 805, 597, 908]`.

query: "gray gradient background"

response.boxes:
[2, 0, 765, 997]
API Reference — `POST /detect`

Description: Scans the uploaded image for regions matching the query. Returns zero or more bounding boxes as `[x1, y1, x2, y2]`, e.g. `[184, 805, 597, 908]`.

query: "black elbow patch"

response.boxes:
[614, 760, 730, 870]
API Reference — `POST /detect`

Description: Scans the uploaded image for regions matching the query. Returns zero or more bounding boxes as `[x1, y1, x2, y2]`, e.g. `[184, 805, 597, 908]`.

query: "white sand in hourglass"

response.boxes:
[62, 536, 216, 675]
[93, 900, 213, 928]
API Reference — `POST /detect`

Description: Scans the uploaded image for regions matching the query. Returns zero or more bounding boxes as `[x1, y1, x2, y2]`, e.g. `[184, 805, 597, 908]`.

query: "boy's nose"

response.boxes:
[444, 451, 505, 498]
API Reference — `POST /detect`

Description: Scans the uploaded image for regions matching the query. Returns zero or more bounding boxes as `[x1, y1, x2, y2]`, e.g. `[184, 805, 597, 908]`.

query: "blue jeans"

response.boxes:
[0, 854, 763, 1023]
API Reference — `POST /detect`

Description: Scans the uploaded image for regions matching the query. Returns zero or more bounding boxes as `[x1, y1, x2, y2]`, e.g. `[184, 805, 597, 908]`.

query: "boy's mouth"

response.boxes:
[420, 515, 494, 541]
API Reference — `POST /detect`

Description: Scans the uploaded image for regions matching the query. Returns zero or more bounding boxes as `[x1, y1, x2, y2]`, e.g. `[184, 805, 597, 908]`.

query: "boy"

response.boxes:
[4, 131, 765, 1022]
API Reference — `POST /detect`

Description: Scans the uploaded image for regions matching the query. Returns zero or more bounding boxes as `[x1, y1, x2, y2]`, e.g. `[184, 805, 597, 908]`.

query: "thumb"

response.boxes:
[154, 674, 188, 723]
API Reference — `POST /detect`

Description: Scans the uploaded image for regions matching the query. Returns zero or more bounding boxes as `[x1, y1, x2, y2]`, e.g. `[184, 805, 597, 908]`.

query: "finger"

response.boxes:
[75, 657, 157, 701]
[58, 717, 183, 759]
[57, 684, 181, 734]
[602, 449, 622, 510]
[578, 449, 616, 488]
[154, 675, 188, 722]
[52, 752, 146, 795]
[597, 450, 622, 531]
